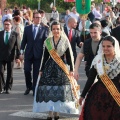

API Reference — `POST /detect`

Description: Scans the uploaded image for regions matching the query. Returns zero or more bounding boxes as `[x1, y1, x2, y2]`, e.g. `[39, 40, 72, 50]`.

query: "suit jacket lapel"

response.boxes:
[8, 31, 14, 45]
[64, 27, 68, 37]
[2, 31, 4, 43]
[72, 29, 75, 39]
[30, 25, 34, 40]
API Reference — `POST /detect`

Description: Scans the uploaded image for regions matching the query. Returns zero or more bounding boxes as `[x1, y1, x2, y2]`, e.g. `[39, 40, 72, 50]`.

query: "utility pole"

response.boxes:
[54, 0, 56, 6]
[38, 0, 40, 10]
[112, 0, 116, 7]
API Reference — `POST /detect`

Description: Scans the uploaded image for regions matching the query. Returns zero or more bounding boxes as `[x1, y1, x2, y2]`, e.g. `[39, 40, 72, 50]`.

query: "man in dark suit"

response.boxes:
[64, 17, 81, 63]
[88, 5, 95, 23]
[0, 19, 20, 94]
[20, 12, 48, 95]
[111, 23, 120, 46]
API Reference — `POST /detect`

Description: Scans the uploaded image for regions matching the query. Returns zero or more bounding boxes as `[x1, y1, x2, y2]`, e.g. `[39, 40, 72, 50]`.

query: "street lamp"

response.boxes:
[37, 0, 41, 10]
[54, 0, 56, 6]
[112, 0, 117, 7]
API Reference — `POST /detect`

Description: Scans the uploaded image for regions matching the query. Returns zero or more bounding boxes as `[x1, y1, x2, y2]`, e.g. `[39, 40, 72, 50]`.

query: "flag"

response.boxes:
[76, 0, 91, 14]
[64, 0, 75, 2]
[104, 0, 110, 2]
[50, 2, 53, 8]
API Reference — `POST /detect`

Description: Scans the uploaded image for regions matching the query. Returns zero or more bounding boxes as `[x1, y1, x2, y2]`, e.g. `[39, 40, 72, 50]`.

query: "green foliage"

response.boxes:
[7, 0, 38, 9]
[40, 0, 74, 13]
[7, 0, 75, 12]
[7, 0, 103, 13]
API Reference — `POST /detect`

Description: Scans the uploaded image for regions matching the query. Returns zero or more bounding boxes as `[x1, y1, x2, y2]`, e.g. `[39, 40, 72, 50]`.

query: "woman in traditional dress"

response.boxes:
[79, 36, 120, 120]
[33, 21, 79, 120]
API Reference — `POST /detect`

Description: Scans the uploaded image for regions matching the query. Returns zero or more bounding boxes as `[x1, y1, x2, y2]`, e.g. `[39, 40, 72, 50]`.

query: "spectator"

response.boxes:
[64, 17, 81, 63]
[101, 19, 110, 35]
[50, 6, 59, 22]
[12, 16, 24, 69]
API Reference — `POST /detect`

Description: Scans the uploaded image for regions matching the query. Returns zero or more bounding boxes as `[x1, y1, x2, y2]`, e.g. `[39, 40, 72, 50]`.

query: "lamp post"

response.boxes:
[38, 0, 41, 10]
[111, 0, 116, 7]
[54, 0, 56, 6]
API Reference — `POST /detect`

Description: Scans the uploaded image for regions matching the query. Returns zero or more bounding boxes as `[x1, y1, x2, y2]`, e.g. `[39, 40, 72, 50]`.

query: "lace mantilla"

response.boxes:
[47, 37, 72, 56]
[103, 57, 120, 79]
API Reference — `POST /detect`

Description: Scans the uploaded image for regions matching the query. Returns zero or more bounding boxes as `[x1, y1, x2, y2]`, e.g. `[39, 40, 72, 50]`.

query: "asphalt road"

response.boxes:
[0, 60, 87, 120]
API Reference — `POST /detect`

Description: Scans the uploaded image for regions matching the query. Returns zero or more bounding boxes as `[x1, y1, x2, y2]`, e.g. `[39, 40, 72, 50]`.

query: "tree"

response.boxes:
[7, 0, 103, 13]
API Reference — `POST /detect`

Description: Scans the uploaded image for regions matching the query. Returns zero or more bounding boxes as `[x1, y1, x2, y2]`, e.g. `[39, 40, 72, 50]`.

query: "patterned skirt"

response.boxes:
[33, 58, 79, 114]
[79, 82, 120, 120]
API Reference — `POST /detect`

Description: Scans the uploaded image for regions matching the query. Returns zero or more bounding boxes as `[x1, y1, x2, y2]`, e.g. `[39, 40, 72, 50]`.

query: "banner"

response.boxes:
[76, 0, 91, 14]
[50, 2, 53, 8]
[104, 0, 110, 2]
[64, 0, 75, 2]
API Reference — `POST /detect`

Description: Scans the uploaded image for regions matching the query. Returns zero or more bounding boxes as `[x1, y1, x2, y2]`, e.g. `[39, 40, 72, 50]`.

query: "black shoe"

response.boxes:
[5, 90, 9, 94]
[54, 116, 59, 120]
[47, 117, 52, 120]
[24, 88, 31, 95]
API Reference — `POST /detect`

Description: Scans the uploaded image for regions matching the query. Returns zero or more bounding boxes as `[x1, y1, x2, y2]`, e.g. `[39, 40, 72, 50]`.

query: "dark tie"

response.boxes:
[33, 25, 37, 39]
[68, 29, 72, 42]
[5, 32, 9, 44]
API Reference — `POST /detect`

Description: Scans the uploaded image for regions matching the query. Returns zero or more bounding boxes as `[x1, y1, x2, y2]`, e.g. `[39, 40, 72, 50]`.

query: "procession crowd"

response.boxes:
[0, 2, 120, 120]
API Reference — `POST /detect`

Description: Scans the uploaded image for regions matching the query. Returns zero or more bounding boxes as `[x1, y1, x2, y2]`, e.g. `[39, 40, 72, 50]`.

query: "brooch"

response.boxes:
[104, 65, 110, 71]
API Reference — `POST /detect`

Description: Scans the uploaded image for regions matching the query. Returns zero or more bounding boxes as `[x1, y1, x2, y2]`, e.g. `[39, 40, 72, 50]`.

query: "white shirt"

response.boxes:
[67, 26, 72, 35]
[69, 12, 79, 22]
[102, 27, 110, 35]
[94, 10, 102, 19]
[32, 24, 40, 39]
[78, 20, 91, 31]
[51, 10, 59, 21]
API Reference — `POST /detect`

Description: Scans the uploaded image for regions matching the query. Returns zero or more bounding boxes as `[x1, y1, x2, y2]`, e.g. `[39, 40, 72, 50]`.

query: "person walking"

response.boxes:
[74, 23, 102, 79]
[50, 6, 59, 22]
[79, 36, 120, 120]
[64, 17, 81, 63]
[12, 16, 24, 69]
[33, 21, 79, 120]
[0, 19, 20, 94]
[19, 12, 48, 95]
[111, 23, 120, 45]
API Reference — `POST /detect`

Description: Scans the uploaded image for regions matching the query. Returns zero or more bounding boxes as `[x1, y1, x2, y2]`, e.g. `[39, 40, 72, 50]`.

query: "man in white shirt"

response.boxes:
[50, 6, 59, 22]
[0, 19, 20, 94]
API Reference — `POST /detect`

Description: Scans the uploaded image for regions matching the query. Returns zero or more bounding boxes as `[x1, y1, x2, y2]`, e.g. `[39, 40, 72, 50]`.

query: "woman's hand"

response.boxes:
[15, 59, 20, 63]
[69, 71, 74, 77]
[79, 97, 84, 105]
[19, 54, 24, 61]
[74, 70, 80, 80]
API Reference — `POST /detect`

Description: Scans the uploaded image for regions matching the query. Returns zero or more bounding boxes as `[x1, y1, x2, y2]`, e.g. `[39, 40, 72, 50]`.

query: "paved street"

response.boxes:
[0, 61, 87, 120]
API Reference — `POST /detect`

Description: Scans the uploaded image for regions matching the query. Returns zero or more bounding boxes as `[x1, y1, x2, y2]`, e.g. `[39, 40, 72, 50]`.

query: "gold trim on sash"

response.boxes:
[100, 73, 120, 106]
[49, 49, 80, 108]
[96, 55, 120, 106]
